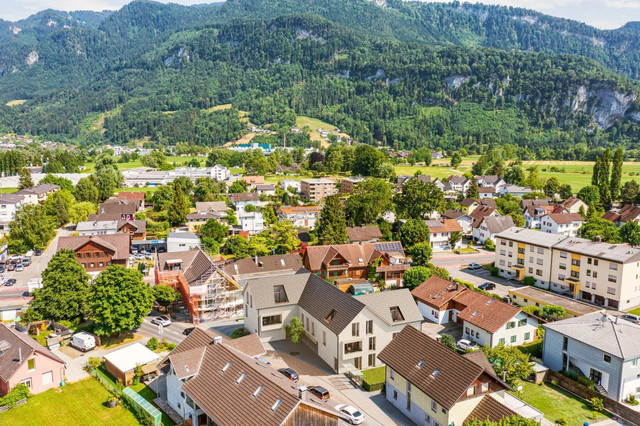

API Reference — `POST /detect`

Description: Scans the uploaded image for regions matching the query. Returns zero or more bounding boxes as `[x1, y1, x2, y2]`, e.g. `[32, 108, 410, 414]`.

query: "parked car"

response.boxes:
[157, 248, 167, 253]
[22, 257, 31, 267]
[150, 316, 171, 327]
[478, 282, 495, 291]
[34, 249, 43, 256]
[468, 263, 482, 270]
[0, 274, 5, 284]
[335, 405, 365, 425]
[456, 339, 480, 351]
[277, 368, 299, 383]
[308, 386, 330, 401]
[621, 314, 640, 324]
[15, 264, 24, 272]
[129, 255, 136, 261]
[145, 253, 153, 260]
[5, 279, 16, 286]
[0, 265, 5, 273]
[6, 264, 15, 271]
[183, 327, 196, 336]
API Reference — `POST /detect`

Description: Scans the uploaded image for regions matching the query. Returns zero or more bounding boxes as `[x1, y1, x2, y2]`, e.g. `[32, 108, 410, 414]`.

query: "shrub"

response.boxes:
[484, 239, 495, 251]
[523, 276, 535, 286]
[146, 337, 159, 351]
[362, 367, 386, 392]
[628, 394, 639, 405]
[578, 376, 595, 389]
[231, 327, 250, 339]
[555, 417, 567, 426]
[0, 383, 30, 408]
[562, 370, 579, 380]
[518, 340, 543, 358]
[440, 334, 457, 351]
[522, 306, 542, 317]
[591, 397, 604, 413]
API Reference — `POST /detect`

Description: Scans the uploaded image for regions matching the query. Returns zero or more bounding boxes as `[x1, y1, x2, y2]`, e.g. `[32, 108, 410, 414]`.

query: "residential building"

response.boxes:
[57, 233, 130, 273]
[167, 232, 201, 252]
[412, 277, 539, 347]
[195, 201, 228, 216]
[303, 241, 408, 286]
[396, 175, 431, 191]
[434, 179, 458, 199]
[561, 197, 587, 214]
[340, 176, 365, 193]
[443, 210, 473, 234]
[103, 343, 159, 386]
[0, 194, 26, 232]
[0, 324, 66, 396]
[602, 204, 640, 226]
[117, 191, 146, 209]
[469, 205, 499, 230]
[243, 271, 422, 373]
[472, 215, 514, 244]
[88, 200, 138, 221]
[122, 166, 232, 187]
[278, 205, 319, 229]
[242, 176, 265, 188]
[478, 186, 496, 199]
[507, 286, 600, 319]
[14, 183, 60, 205]
[222, 254, 303, 288]
[475, 175, 507, 192]
[156, 248, 241, 322]
[228, 193, 261, 213]
[523, 205, 561, 229]
[447, 175, 470, 195]
[254, 184, 276, 197]
[543, 312, 640, 402]
[279, 179, 301, 193]
[520, 199, 550, 211]
[187, 212, 224, 233]
[346, 225, 383, 244]
[76, 220, 147, 240]
[234, 211, 265, 235]
[500, 185, 533, 197]
[426, 220, 463, 252]
[156, 328, 339, 426]
[300, 178, 337, 203]
[211, 164, 231, 181]
[540, 213, 584, 237]
[379, 326, 541, 426]
[459, 198, 497, 215]
[495, 227, 640, 310]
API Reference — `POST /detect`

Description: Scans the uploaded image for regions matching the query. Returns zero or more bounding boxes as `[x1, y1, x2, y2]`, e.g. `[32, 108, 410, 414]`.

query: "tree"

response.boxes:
[345, 178, 394, 226]
[167, 184, 188, 226]
[88, 266, 154, 336]
[228, 180, 248, 194]
[154, 285, 180, 311]
[620, 220, 640, 246]
[449, 231, 462, 249]
[316, 195, 348, 245]
[43, 190, 74, 227]
[397, 219, 430, 249]
[352, 145, 387, 176]
[29, 249, 91, 321]
[93, 155, 123, 202]
[8, 204, 56, 253]
[198, 219, 228, 243]
[265, 221, 301, 254]
[558, 184, 573, 200]
[611, 147, 623, 201]
[394, 178, 445, 219]
[542, 305, 566, 321]
[69, 201, 98, 223]
[40, 174, 74, 193]
[450, 152, 462, 168]
[482, 344, 533, 385]
[285, 316, 305, 354]
[18, 168, 33, 190]
[440, 334, 457, 351]
[544, 176, 559, 198]
[621, 180, 640, 205]
[577, 185, 601, 207]
[403, 266, 432, 290]
[408, 242, 432, 267]
[598, 149, 612, 210]
[580, 218, 621, 242]
[466, 179, 479, 199]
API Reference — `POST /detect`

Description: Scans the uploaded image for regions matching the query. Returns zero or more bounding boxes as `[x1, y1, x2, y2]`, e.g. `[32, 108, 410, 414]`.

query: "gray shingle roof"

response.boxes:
[354, 289, 423, 327]
[0, 324, 65, 382]
[243, 271, 310, 310]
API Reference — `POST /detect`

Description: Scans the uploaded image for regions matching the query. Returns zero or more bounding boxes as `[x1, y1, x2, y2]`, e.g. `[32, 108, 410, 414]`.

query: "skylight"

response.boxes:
[417, 360, 425, 368]
[253, 386, 264, 398]
[271, 399, 283, 412]
[431, 369, 440, 378]
[221, 362, 232, 373]
[236, 372, 246, 384]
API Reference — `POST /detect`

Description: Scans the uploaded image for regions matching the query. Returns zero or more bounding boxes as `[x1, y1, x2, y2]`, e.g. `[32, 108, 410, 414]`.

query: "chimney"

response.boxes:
[298, 386, 308, 401]
[254, 256, 259, 265]
[213, 336, 223, 345]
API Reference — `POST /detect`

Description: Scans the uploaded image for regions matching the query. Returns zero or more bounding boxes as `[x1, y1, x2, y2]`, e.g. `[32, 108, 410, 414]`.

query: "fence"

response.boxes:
[88, 366, 120, 395]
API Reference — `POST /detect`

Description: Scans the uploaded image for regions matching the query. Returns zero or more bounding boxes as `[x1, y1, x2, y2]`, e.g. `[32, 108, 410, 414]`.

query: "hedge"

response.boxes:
[362, 366, 386, 392]
[518, 340, 542, 358]
[453, 279, 502, 300]
[0, 384, 30, 408]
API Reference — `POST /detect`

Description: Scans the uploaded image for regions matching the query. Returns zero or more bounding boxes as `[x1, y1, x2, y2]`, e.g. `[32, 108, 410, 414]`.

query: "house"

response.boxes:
[469, 205, 499, 230]
[278, 206, 319, 229]
[275, 164, 302, 175]
[228, 193, 261, 213]
[167, 232, 201, 252]
[57, 233, 130, 273]
[103, 343, 159, 386]
[187, 212, 224, 233]
[443, 210, 473, 234]
[243, 271, 422, 373]
[254, 184, 276, 197]
[507, 286, 600, 319]
[117, 191, 146, 209]
[195, 201, 228, 216]
[447, 175, 470, 195]
[156, 328, 339, 426]
[520, 199, 550, 211]
[0, 194, 26, 232]
[303, 241, 409, 286]
[431, 151, 444, 160]
[89, 200, 138, 221]
[434, 179, 458, 199]
[242, 176, 265, 188]
[426, 220, 463, 252]
[495, 227, 640, 310]
[411, 277, 539, 347]
[475, 175, 507, 192]
[478, 186, 496, 199]
[0, 324, 66, 396]
[279, 179, 301, 193]
[472, 215, 514, 245]
[76, 220, 146, 240]
[234, 211, 265, 235]
[340, 176, 365, 193]
[14, 183, 60, 205]
[222, 254, 303, 287]
[460, 198, 497, 215]
[540, 213, 584, 237]
[561, 197, 587, 214]
[602, 204, 640, 226]
[300, 178, 337, 203]
[396, 175, 431, 190]
[543, 312, 640, 402]
[346, 225, 383, 244]
[500, 185, 532, 197]
[523, 205, 560, 229]
[211, 164, 231, 181]
[156, 248, 241, 321]
[379, 326, 541, 426]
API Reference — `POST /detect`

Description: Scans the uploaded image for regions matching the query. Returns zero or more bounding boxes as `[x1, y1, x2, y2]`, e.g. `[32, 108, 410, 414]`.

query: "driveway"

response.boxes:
[446, 265, 522, 297]
[431, 248, 495, 268]
[422, 321, 463, 341]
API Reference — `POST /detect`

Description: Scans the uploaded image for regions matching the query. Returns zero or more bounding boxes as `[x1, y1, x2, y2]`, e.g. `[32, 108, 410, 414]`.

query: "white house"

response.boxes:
[0, 194, 26, 233]
[472, 216, 514, 245]
[444, 210, 474, 234]
[447, 175, 471, 195]
[228, 193, 261, 213]
[412, 276, 539, 347]
[243, 272, 422, 373]
[500, 185, 533, 197]
[426, 219, 463, 252]
[278, 206, 319, 229]
[280, 179, 301, 193]
[14, 183, 60, 205]
[540, 213, 584, 237]
[167, 232, 201, 253]
[254, 184, 276, 197]
[476, 175, 507, 192]
[235, 211, 264, 234]
[211, 164, 230, 181]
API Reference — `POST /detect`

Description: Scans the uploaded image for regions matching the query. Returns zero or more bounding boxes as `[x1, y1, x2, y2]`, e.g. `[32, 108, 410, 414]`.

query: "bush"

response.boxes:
[578, 376, 595, 390]
[146, 337, 159, 350]
[555, 417, 567, 426]
[362, 366, 386, 392]
[628, 394, 639, 405]
[522, 305, 542, 317]
[484, 239, 495, 251]
[518, 340, 543, 358]
[523, 276, 536, 286]
[562, 370, 579, 380]
[0, 383, 30, 408]
[231, 327, 250, 339]
[440, 334, 457, 351]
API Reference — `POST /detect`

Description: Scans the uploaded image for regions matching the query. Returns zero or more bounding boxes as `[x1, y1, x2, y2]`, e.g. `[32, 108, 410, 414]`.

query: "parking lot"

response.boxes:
[445, 264, 522, 297]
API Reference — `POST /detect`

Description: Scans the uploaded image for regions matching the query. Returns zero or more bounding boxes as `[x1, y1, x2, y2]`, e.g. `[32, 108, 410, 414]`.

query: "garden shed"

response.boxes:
[103, 343, 159, 386]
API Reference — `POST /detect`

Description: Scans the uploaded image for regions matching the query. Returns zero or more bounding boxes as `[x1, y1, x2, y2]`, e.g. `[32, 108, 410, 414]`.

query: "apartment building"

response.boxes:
[14, 183, 60, 205]
[495, 227, 640, 310]
[0, 194, 26, 232]
[278, 205, 320, 229]
[340, 176, 365, 193]
[300, 178, 337, 203]
[540, 213, 584, 237]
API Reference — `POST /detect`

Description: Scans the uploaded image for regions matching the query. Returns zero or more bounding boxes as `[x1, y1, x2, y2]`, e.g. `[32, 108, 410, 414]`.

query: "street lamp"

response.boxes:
[517, 385, 523, 399]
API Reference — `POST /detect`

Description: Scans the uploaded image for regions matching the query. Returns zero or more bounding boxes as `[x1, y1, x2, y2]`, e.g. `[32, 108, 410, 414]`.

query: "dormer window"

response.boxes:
[390, 306, 404, 322]
[325, 309, 336, 323]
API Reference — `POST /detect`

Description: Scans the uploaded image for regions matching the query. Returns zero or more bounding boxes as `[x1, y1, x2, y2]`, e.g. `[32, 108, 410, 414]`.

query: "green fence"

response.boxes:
[122, 387, 162, 426]
[89, 367, 120, 395]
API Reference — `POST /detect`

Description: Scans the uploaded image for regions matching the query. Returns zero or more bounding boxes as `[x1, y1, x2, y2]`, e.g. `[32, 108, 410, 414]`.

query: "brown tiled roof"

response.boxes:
[378, 326, 507, 410]
[304, 242, 404, 271]
[223, 254, 302, 279]
[543, 213, 584, 224]
[346, 225, 383, 242]
[186, 212, 222, 221]
[169, 347, 206, 380]
[15, 183, 60, 195]
[444, 209, 465, 219]
[602, 210, 621, 222]
[464, 395, 518, 424]
[117, 219, 146, 233]
[614, 204, 640, 223]
[118, 191, 145, 201]
[242, 176, 265, 185]
[426, 219, 463, 233]
[561, 197, 582, 208]
[279, 205, 319, 215]
[478, 187, 495, 193]
[521, 199, 550, 209]
[470, 206, 497, 227]
[228, 193, 260, 203]
[224, 333, 266, 358]
[0, 324, 65, 382]
[157, 248, 219, 284]
[411, 276, 465, 309]
[461, 198, 497, 209]
[56, 234, 130, 261]
[255, 184, 275, 191]
[454, 290, 521, 334]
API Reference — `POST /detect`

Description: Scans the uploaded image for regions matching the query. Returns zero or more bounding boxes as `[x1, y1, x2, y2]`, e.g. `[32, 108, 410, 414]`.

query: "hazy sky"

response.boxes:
[1, 0, 639, 29]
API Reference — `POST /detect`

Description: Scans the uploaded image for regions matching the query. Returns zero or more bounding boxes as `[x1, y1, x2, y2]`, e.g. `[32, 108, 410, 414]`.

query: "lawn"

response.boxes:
[115, 187, 159, 195]
[0, 379, 139, 426]
[99, 332, 142, 349]
[130, 383, 175, 426]
[627, 307, 640, 316]
[362, 365, 386, 384]
[84, 155, 196, 173]
[0, 187, 19, 194]
[513, 380, 609, 426]
[295, 115, 350, 146]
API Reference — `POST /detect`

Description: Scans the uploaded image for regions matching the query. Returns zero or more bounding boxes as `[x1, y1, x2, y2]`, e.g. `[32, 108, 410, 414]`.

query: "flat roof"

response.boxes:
[103, 343, 160, 373]
[553, 237, 640, 263]
[495, 227, 567, 248]
[508, 286, 600, 316]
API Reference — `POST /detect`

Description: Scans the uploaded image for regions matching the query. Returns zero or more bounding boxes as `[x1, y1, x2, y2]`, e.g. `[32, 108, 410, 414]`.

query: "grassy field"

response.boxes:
[0, 379, 139, 426]
[5, 99, 27, 107]
[513, 380, 609, 426]
[115, 187, 159, 195]
[295, 116, 350, 147]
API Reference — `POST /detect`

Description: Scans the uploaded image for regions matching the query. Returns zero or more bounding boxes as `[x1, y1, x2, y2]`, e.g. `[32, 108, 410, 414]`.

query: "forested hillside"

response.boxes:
[1, 0, 640, 151]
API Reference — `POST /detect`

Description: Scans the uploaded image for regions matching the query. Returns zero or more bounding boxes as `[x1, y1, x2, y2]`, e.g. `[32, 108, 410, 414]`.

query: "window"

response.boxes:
[352, 323, 360, 337]
[500, 250, 506, 256]
[560, 252, 568, 258]
[594, 259, 599, 266]
[393, 390, 398, 400]
[511, 335, 517, 343]
[537, 258, 543, 265]
[27, 358, 35, 371]
[431, 400, 437, 413]
[262, 315, 282, 326]
[311, 322, 315, 336]
[354, 357, 362, 369]
[536, 269, 542, 276]
[571, 271, 579, 279]
[366, 320, 373, 334]
[537, 247, 544, 254]
[390, 368, 394, 380]
[529, 256, 534, 263]
[587, 270, 591, 276]
[525, 332, 531, 340]
[603, 354, 612, 363]
[20, 378, 31, 389]
[499, 338, 505, 345]
[390, 306, 405, 322]
[559, 263, 566, 270]
[325, 309, 336, 323]
[571, 259, 581, 266]
[369, 336, 376, 351]
[593, 271, 598, 278]
[392, 332, 399, 339]
[499, 260, 505, 266]
[42, 371, 53, 385]
[593, 283, 597, 290]
[608, 275, 617, 283]
[305, 317, 309, 330]
[610, 262, 618, 271]
[344, 341, 362, 354]
[517, 258, 524, 265]
[517, 248, 525, 254]
[558, 274, 565, 281]
[467, 387, 475, 396]
[529, 267, 533, 273]
[368, 353, 376, 367]
[509, 241, 513, 247]
[481, 382, 489, 392]
[273, 285, 288, 303]
[607, 287, 616, 295]
[518, 319, 527, 326]
[588, 258, 592, 264]
[506, 321, 516, 329]
[322, 331, 326, 346]
[529, 246, 534, 252]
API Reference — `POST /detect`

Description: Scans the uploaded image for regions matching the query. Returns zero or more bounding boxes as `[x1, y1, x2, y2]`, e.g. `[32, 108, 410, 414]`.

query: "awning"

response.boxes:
[141, 363, 159, 375]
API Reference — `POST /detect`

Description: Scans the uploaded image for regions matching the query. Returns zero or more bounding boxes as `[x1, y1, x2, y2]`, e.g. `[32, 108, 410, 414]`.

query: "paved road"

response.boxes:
[138, 315, 190, 345]
[430, 251, 495, 267]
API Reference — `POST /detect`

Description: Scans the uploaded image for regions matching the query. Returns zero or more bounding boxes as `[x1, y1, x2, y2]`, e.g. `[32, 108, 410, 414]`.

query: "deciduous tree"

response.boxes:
[394, 178, 445, 219]
[403, 266, 432, 290]
[397, 219, 430, 249]
[346, 178, 394, 226]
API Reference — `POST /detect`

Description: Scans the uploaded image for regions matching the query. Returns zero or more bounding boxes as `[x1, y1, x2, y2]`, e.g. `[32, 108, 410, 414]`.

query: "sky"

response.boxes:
[1, 0, 639, 29]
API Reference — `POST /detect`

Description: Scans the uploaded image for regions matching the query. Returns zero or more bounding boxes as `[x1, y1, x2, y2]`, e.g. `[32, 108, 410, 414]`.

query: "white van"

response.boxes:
[70, 331, 96, 352]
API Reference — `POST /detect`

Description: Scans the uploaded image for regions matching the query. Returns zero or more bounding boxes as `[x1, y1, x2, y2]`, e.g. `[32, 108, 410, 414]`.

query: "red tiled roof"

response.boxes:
[118, 191, 145, 201]
[454, 290, 521, 333]
[427, 219, 463, 233]
[411, 276, 465, 308]
[57, 234, 130, 261]
[543, 213, 584, 224]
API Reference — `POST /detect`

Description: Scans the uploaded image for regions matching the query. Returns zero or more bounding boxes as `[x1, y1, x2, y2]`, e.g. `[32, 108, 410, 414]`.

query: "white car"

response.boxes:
[150, 316, 171, 327]
[335, 405, 364, 425]
[468, 263, 483, 270]
[456, 339, 480, 351]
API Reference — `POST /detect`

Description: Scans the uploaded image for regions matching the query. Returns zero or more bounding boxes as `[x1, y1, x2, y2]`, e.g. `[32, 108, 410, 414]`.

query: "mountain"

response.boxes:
[1, 0, 640, 152]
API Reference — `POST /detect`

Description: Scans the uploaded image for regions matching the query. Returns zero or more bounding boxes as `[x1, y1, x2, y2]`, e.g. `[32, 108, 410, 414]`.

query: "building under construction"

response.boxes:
[155, 248, 242, 323]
